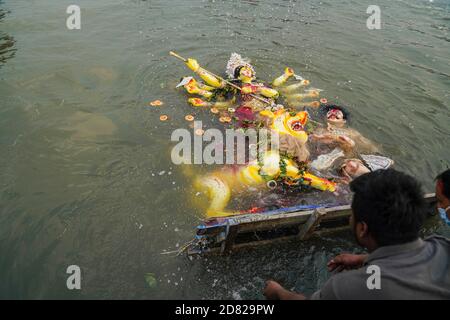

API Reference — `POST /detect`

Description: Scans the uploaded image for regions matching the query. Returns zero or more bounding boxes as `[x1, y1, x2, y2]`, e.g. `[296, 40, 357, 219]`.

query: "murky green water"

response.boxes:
[0, 0, 449, 299]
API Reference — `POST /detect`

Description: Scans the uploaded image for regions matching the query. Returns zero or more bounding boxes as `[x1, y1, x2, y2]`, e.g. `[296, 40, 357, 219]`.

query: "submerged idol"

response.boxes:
[171, 52, 392, 218]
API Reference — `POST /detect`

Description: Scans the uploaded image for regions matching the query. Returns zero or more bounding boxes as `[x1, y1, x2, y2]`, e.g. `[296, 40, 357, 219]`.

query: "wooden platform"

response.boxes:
[187, 193, 437, 255]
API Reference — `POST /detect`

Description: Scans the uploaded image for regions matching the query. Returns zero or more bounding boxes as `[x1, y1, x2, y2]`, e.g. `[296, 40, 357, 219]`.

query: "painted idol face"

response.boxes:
[340, 159, 370, 180]
[327, 109, 346, 126]
[239, 66, 255, 82]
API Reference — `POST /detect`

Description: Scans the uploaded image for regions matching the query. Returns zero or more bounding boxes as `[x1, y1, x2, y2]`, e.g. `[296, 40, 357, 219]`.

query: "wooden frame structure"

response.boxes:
[187, 194, 437, 255]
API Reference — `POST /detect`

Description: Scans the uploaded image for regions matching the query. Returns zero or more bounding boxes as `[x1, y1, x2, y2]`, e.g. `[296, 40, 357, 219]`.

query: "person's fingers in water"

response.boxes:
[335, 265, 345, 273]
[327, 254, 350, 271]
[263, 280, 282, 300]
[327, 260, 342, 272]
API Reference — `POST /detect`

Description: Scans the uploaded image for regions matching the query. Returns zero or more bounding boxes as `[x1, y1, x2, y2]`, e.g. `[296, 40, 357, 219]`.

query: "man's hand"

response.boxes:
[263, 280, 283, 300]
[327, 253, 368, 272]
[263, 280, 307, 300]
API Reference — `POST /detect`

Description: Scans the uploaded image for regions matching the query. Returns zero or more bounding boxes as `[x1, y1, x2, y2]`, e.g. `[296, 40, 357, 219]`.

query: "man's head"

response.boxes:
[435, 169, 450, 225]
[349, 169, 426, 251]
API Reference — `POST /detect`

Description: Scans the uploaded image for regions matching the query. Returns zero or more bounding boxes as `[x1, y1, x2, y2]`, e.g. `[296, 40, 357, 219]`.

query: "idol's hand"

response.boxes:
[186, 58, 200, 72]
[241, 86, 253, 94]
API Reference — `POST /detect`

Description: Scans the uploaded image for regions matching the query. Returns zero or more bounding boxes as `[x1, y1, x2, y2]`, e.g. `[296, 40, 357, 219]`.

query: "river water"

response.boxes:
[0, 0, 449, 299]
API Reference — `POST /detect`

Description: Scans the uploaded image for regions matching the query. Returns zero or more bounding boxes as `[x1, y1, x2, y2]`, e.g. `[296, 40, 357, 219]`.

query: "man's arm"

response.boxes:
[263, 280, 307, 300]
[327, 253, 368, 272]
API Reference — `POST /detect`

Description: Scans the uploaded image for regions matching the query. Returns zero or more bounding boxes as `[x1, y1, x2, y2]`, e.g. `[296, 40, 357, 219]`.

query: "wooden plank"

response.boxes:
[190, 194, 437, 255]
[221, 225, 239, 254]
[235, 206, 352, 233]
[195, 225, 353, 255]
[224, 193, 436, 234]
[315, 225, 351, 236]
[206, 235, 301, 254]
[298, 208, 327, 240]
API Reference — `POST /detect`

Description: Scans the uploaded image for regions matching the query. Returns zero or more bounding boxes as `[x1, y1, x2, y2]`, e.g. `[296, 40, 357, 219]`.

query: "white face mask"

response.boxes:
[438, 206, 450, 226]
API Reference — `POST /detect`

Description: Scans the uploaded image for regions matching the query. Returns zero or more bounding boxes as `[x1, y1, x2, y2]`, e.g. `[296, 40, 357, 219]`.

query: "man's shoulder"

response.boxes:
[424, 234, 450, 246]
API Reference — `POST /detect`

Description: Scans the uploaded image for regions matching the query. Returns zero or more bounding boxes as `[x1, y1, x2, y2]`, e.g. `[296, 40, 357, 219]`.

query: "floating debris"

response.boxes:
[150, 100, 164, 107]
[219, 116, 232, 123]
[195, 128, 205, 136]
[185, 115, 194, 122]
[144, 273, 157, 289]
[267, 180, 278, 189]
[159, 115, 169, 121]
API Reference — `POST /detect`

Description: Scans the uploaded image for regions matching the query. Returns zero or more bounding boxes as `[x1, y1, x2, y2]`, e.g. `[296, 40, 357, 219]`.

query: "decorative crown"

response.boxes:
[226, 53, 255, 79]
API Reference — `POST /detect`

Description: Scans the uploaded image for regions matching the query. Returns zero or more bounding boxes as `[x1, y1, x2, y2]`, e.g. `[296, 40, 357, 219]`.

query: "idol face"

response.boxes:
[327, 109, 346, 126]
[239, 66, 255, 82]
[290, 120, 304, 132]
[341, 160, 370, 179]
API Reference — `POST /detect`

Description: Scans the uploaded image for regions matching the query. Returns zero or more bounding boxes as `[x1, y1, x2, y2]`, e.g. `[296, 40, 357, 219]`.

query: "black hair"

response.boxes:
[234, 65, 245, 79]
[436, 169, 450, 199]
[350, 169, 426, 246]
[318, 104, 351, 123]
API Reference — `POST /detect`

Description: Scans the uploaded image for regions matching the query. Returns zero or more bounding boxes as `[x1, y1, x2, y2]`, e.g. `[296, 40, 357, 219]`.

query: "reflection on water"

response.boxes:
[63, 111, 117, 140]
[0, 9, 16, 66]
[0, 0, 449, 299]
